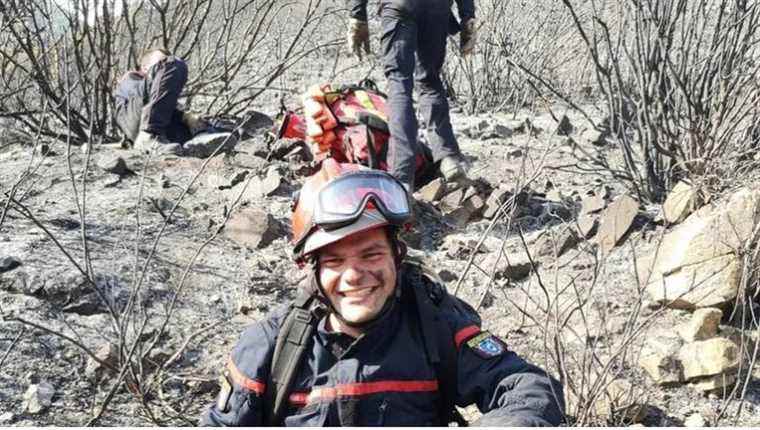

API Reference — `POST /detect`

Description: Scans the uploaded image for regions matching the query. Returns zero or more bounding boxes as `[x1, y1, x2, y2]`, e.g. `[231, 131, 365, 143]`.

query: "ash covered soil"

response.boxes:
[1, 99, 759, 426]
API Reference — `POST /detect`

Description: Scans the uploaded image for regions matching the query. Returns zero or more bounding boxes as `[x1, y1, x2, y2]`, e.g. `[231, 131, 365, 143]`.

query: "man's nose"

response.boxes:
[342, 261, 366, 284]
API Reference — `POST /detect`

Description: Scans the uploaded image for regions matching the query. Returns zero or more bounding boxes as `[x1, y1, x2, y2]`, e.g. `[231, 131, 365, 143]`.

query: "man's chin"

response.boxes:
[332, 292, 393, 325]
[338, 306, 380, 325]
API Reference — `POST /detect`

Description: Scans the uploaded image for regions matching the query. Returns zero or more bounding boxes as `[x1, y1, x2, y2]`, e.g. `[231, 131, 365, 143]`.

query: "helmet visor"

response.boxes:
[314, 171, 411, 230]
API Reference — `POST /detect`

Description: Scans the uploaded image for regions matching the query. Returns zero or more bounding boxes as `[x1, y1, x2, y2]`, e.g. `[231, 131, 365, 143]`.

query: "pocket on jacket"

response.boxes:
[283, 402, 328, 426]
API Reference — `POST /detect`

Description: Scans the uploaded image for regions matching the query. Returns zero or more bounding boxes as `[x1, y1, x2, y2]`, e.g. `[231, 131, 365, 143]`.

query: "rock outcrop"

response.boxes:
[640, 321, 740, 393]
[662, 181, 700, 224]
[641, 188, 760, 309]
[639, 330, 684, 386]
[595, 195, 639, 255]
[677, 308, 722, 342]
[678, 338, 738, 381]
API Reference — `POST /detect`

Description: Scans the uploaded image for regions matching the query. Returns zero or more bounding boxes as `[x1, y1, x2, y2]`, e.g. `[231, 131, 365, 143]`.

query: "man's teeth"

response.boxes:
[341, 287, 375, 298]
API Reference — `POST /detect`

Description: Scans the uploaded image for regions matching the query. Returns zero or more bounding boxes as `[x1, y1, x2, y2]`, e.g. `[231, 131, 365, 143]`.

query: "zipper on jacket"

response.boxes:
[378, 400, 388, 426]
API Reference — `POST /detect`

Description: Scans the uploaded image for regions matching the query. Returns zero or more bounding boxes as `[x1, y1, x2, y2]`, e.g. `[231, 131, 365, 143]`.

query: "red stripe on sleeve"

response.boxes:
[289, 392, 309, 406]
[226, 358, 266, 394]
[306, 379, 438, 403]
[454, 325, 481, 349]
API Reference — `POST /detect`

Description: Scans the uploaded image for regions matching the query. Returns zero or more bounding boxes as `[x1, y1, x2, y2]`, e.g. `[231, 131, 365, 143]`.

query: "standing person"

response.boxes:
[113, 48, 207, 155]
[346, 0, 478, 191]
[200, 159, 564, 426]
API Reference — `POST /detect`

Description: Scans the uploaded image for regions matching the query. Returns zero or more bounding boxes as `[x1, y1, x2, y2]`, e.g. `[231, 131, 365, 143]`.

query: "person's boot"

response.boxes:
[439, 154, 470, 184]
[133, 131, 183, 156]
[182, 132, 238, 158]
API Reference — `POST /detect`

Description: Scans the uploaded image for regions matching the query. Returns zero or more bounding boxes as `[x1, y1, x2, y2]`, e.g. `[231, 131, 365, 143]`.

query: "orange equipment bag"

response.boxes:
[276, 80, 427, 173]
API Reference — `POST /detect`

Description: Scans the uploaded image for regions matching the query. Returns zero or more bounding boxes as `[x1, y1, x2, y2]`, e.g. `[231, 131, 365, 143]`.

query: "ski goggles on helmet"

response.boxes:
[313, 170, 411, 231]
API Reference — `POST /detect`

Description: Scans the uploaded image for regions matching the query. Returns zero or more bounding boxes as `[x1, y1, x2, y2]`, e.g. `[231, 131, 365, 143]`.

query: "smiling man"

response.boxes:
[200, 160, 565, 426]
[317, 228, 397, 337]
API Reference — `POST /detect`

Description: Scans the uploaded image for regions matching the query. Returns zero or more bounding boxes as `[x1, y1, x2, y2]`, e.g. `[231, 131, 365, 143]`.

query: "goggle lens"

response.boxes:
[315, 172, 410, 226]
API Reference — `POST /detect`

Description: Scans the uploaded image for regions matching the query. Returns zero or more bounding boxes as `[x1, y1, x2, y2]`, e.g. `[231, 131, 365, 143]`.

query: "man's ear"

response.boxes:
[394, 238, 407, 266]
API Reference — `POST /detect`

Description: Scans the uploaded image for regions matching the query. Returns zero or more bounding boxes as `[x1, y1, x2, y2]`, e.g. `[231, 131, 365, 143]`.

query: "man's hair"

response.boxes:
[308, 226, 405, 268]
[139, 48, 171, 71]
[300, 224, 404, 304]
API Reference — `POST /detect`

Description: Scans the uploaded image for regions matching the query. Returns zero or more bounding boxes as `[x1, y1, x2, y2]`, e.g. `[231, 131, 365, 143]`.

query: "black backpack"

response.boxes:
[262, 262, 468, 426]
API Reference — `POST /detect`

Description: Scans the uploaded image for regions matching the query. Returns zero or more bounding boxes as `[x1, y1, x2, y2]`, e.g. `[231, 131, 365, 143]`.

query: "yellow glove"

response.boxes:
[460, 18, 478, 56]
[182, 111, 210, 135]
[347, 19, 371, 60]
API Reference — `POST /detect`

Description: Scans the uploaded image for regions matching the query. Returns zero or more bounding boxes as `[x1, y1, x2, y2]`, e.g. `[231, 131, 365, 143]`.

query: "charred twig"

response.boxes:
[1, 315, 117, 373]
[0, 327, 25, 370]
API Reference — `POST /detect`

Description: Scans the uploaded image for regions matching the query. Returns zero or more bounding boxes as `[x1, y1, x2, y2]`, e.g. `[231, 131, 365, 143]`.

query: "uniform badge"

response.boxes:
[466, 331, 508, 359]
[216, 370, 233, 412]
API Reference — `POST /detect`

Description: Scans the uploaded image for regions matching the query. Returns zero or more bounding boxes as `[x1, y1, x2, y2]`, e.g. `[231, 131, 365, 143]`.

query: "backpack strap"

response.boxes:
[405, 264, 468, 426]
[356, 111, 389, 133]
[358, 78, 387, 98]
[264, 293, 322, 426]
[363, 125, 379, 169]
[335, 79, 388, 99]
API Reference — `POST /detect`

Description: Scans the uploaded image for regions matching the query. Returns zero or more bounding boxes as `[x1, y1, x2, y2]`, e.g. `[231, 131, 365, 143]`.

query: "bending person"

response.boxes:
[113, 48, 206, 156]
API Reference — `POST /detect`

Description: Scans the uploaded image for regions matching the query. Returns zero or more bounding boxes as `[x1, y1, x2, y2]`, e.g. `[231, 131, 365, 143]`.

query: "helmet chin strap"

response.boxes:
[308, 231, 407, 332]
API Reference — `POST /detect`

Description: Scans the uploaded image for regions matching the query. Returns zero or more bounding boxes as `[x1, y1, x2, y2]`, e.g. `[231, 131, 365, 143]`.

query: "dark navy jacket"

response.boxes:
[201, 266, 564, 426]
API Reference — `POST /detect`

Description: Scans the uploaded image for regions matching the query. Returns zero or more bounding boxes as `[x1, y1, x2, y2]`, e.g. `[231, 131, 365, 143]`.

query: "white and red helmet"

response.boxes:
[291, 159, 411, 262]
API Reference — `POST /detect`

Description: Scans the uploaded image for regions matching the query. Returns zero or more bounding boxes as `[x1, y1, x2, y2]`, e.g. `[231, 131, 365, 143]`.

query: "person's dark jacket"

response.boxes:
[349, 0, 475, 25]
[200, 266, 564, 426]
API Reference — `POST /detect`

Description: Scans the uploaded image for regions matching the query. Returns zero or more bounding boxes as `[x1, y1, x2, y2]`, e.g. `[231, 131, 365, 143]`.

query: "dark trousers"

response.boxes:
[114, 56, 191, 143]
[381, 3, 461, 189]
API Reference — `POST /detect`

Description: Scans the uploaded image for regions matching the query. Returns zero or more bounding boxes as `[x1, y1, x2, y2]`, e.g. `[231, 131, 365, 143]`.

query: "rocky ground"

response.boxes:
[1, 97, 759, 426]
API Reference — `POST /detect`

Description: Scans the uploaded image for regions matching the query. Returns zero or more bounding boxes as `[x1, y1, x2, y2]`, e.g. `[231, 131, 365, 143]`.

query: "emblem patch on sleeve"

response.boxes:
[466, 331, 508, 359]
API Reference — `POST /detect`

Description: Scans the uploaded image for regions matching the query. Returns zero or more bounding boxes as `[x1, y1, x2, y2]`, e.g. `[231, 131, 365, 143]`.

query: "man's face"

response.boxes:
[317, 227, 397, 330]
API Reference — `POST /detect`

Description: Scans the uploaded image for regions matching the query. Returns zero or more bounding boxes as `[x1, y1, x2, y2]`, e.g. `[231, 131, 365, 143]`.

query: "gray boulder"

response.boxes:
[595, 195, 639, 255]
[0, 256, 21, 273]
[224, 208, 282, 249]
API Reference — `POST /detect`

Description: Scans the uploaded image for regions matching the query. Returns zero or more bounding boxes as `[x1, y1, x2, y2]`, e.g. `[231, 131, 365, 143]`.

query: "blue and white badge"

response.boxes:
[466, 331, 508, 359]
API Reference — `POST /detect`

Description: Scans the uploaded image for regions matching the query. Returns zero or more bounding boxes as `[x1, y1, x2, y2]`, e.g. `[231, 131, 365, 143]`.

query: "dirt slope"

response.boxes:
[1, 102, 758, 426]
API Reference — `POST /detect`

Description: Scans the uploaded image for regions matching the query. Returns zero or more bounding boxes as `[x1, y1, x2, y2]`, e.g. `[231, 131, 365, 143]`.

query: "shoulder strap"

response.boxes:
[335, 79, 388, 99]
[405, 264, 468, 426]
[264, 294, 322, 426]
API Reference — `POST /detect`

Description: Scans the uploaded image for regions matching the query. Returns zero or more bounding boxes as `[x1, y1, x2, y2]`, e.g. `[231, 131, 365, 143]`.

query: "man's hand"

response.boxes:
[347, 19, 370, 60]
[460, 18, 478, 56]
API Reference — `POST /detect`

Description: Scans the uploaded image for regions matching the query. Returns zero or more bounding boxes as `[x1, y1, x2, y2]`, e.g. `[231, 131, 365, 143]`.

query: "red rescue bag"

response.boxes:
[276, 80, 427, 173]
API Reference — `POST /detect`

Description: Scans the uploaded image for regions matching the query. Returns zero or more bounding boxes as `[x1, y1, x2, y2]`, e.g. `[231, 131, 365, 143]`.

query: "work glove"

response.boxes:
[460, 18, 478, 56]
[347, 18, 371, 60]
[182, 111, 212, 136]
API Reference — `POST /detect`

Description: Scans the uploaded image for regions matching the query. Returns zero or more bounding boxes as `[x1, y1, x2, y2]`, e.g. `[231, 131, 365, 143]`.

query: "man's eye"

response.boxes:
[321, 258, 343, 267]
[363, 252, 384, 260]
